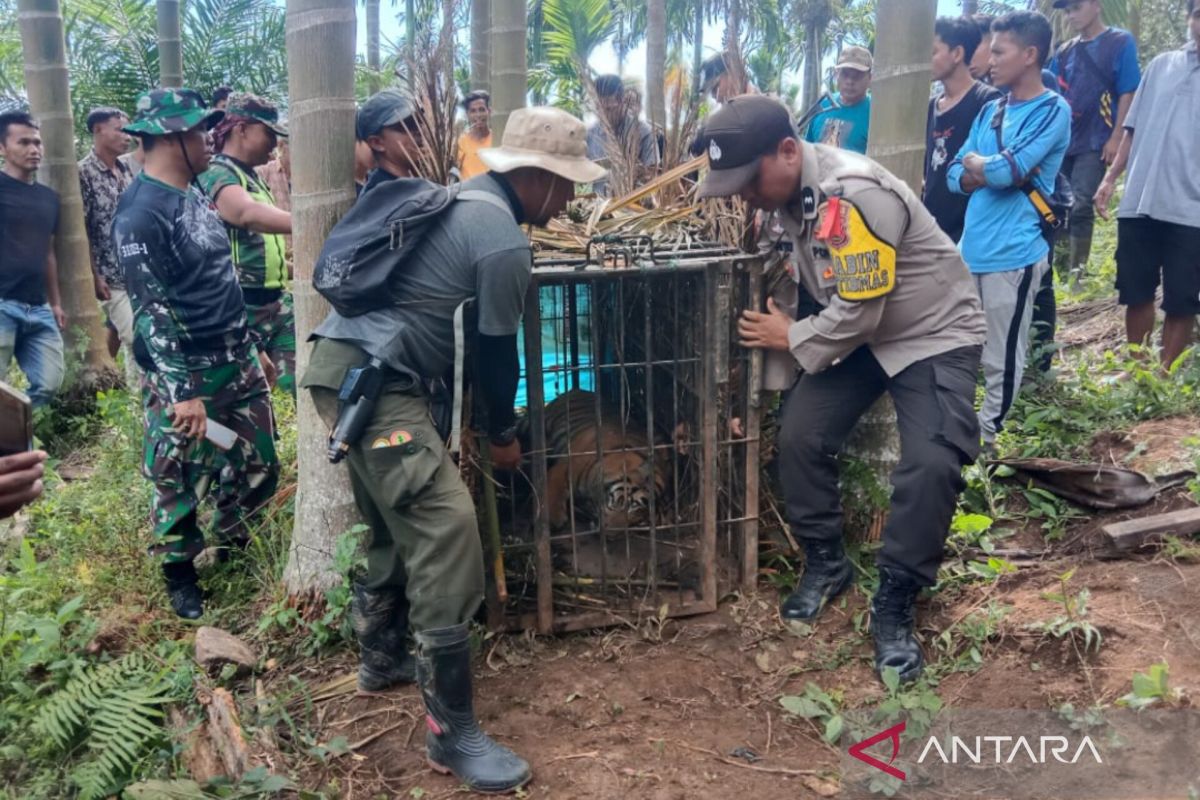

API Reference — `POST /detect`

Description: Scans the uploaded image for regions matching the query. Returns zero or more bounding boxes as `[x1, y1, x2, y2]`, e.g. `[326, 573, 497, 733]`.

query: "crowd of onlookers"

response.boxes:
[0, 0, 1197, 496]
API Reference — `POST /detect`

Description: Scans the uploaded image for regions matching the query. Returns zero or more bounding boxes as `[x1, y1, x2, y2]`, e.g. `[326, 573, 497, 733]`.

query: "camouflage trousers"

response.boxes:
[142, 355, 280, 564]
[246, 293, 296, 397]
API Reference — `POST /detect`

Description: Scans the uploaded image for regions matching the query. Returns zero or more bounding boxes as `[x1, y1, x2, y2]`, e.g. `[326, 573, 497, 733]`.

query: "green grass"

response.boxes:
[0, 385, 313, 799]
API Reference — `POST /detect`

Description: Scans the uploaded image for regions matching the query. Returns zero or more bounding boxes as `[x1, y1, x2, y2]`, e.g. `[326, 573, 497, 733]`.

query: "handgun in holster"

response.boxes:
[327, 357, 384, 464]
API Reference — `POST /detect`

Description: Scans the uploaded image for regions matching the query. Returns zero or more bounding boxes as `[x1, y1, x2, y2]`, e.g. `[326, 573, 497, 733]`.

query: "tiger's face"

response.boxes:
[586, 452, 664, 531]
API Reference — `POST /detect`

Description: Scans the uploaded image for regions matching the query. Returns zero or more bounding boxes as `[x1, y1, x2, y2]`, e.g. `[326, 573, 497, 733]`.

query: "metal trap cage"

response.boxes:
[472, 239, 763, 633]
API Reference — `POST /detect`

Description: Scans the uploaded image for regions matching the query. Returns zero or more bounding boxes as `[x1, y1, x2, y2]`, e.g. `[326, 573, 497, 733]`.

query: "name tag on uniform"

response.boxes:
[815, 197, 896, 302]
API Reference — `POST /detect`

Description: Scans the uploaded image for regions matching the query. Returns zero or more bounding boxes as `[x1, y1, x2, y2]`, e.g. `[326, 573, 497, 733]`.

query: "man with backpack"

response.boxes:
[948, 11, 1070, 450]
[301, 106, 605, 794]
[1049, 0, 1140, 287]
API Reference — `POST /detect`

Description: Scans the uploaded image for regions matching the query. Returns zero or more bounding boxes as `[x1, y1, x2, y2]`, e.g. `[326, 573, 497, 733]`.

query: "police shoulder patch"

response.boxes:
[816, 197, 897, 302]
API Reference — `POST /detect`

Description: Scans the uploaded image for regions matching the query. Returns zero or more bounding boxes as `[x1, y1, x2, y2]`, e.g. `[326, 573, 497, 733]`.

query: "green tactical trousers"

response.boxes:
[302, 337, 484, 632]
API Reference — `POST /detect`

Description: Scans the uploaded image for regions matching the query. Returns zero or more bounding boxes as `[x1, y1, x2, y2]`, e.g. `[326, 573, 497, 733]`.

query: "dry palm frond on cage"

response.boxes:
[531, 159, 755, 260]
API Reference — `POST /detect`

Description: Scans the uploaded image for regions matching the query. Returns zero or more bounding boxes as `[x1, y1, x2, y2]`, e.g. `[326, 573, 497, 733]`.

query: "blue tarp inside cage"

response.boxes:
[515, 283, 594, 408]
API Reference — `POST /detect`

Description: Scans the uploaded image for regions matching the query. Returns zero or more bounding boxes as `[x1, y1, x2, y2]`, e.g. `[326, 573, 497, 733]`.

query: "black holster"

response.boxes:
[327, 357, 385, 463]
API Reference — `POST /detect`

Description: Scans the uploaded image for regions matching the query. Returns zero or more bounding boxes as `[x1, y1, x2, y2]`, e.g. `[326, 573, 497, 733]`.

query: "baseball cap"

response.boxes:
[478, 106, 606, 184]
[835, 45, 873, 72]
[223, 92, 288, 136]
[356, 89, 418, 141]
[122, 88, 224, 136]
[694, 94, 797, 199]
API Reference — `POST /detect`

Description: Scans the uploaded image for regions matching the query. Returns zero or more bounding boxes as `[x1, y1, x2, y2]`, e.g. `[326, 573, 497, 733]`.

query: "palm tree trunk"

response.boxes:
[962, 0, 978, 15]
[490, 0, 526, 142]
[470, 0, 490, 92]
[529, 0, 546, 104]
[867, 0, 935, 190]
[647, 0, 667, 130]
[366, 0, 381, 93]
[156, 0, 183, 87]
[802, 18, 822, 109]
[844, 0, 938, 540]
[283, 0, 362, 598]
[692, 0, 704, 95]
[405, 0, 415, 64]
[17, 0, 114, 384]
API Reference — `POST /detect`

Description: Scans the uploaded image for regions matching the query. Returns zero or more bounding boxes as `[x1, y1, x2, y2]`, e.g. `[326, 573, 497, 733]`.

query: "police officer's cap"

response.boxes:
[695, 94, 797, 199]
[356, 89, 419, 142]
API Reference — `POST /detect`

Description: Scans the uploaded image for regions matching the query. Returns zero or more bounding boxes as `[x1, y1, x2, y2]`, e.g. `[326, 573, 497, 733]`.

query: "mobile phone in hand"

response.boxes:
[0, 381, 33, 456]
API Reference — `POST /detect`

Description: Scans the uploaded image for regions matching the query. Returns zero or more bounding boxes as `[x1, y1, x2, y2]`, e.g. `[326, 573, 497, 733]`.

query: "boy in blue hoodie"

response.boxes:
[948, 10, 1070, 449]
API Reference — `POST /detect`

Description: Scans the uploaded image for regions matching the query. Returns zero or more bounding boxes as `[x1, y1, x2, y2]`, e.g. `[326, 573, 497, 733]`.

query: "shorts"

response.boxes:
[1115, 217, 1200, 316]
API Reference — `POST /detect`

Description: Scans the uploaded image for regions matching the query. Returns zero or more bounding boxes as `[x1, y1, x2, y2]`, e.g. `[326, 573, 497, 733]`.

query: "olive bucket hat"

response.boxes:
[122, 88, 224, 136]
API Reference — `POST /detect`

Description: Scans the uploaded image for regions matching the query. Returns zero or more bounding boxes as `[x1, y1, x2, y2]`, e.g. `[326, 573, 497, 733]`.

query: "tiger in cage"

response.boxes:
[536, 389, 675, 534]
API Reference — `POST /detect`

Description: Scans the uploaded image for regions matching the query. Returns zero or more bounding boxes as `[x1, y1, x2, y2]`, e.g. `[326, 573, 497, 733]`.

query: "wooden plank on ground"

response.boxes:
[1101, 507, 1200, 553]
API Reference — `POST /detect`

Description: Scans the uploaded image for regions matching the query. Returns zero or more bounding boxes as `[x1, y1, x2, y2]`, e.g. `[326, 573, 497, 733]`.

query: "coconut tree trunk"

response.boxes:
[647, 0, 667, 130]
[366, 0, 381, 93]
[843, 0, 938, 540]
[962, 0, 978, 15]
[156, 0, 183, 87]
[470, 0, 490, 93]
[17, 0, 114, 384]
[490, 0, 526, 142]
[283, 0, 362, 597]
[692, 0, 704, 95]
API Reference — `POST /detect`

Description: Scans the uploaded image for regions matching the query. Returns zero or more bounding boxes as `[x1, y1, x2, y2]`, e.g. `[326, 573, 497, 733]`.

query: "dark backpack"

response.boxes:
[313, 177, 511, 317]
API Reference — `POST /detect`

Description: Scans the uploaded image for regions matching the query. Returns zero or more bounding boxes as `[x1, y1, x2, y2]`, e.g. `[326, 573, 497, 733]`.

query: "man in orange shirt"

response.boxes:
[456, 90, 492, 180]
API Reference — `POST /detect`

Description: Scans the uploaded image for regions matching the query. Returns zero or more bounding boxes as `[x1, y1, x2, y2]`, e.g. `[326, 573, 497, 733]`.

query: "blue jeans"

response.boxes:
[0, 300, 65, 407]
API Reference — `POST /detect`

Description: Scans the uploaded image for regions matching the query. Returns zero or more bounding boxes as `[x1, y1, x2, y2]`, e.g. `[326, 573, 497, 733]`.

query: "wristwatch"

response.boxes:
[489, 425, 518, 447]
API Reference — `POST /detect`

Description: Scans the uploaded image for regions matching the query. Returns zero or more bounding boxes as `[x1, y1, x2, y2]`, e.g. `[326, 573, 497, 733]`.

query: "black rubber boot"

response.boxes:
[416, 624, 531, 794]
[162, 561, 203, 620]
[351, 583, 416, 691]
[870, 566, 925, 684]
[780, 538, 853, 623]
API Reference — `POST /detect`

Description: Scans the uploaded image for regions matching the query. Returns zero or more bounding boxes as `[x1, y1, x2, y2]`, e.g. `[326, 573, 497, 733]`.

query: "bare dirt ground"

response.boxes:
[280, 494, 1200, 799]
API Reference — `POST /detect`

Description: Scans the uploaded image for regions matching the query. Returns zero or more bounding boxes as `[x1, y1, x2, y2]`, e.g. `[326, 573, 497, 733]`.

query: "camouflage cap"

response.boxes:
[122, 88, 224, 136]
[223, 92, 288, 136]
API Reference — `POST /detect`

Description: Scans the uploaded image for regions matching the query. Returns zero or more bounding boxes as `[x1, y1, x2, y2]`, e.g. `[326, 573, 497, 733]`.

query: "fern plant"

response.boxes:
[35, 651, 185, 800]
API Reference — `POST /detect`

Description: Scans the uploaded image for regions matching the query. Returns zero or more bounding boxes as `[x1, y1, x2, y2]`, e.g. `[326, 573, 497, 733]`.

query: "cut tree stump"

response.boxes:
[1101, 507, 1200, 554]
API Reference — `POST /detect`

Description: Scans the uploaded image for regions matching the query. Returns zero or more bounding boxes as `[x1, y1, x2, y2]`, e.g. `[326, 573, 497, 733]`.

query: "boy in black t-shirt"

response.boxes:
[923, 16, 1003, 244]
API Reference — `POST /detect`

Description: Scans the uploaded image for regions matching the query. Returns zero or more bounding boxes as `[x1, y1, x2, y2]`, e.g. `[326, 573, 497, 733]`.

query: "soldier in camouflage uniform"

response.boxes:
[112, 88, 280, 619]
[199, 93, 295, 396]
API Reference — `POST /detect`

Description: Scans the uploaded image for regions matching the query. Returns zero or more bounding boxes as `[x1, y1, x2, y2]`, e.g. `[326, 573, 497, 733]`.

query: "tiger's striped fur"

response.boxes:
[541, 390, 666, 533]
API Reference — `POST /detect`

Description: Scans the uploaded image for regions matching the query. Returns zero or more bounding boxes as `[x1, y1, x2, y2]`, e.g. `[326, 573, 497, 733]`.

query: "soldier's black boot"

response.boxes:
[162, 561, 203, 620]
[870, 567, 924, 684]
[351, 583, 416, 691]
[780, 538, 853, 623]
[416, 624, 531, 794]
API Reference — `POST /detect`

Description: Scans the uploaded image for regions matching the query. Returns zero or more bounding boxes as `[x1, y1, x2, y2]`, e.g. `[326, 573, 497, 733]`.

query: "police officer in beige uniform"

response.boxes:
[701, 95, 987, 684]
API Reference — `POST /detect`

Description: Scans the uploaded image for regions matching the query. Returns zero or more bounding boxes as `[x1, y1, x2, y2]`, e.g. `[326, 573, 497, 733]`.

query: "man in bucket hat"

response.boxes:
[302, 106, 603, 794]
[112, 88, 279, 619]
[200, 93, 295, 395]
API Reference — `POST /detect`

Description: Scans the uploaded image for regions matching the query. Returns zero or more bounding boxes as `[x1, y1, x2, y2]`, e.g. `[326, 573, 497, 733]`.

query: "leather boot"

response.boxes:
[416, 624, 531, 794]
[780, 538, 853, 623]
[870, 566, 924, 684]
[351, 583, 416, 691]
[162, 560, 203, 620]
